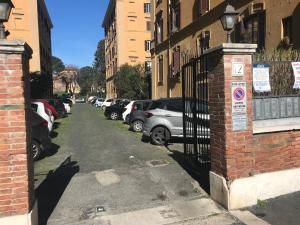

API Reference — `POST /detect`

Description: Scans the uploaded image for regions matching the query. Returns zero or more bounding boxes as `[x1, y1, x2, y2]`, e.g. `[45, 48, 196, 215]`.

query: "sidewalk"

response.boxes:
[47, 171, 241, 225]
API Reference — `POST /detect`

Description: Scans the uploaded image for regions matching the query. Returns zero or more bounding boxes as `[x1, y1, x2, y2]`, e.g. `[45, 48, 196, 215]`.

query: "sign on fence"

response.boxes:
[292, 62, 300, 89]
[232, 81, 247, 114]
[253, 64, 271, 92]
[231, 81, 248, 131]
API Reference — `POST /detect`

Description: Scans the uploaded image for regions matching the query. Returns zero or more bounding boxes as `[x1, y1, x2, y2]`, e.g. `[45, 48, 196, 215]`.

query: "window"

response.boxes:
[146, 21, 151, 31]
[144, 3, 151, 13]
[145, 61, 152, 71]
[145, 40, 151, 51]
[282, 16, 293, 45]
[155, 12, 163, 44]
[234, 11, 265, 50]
[171, 2, 180, 33]
[158, 55, 163, 83]
[197, 31, 210, 55]
[199, 0, 209, 15]
[166, 99, 183, 112]
[172, 47, 180, 77]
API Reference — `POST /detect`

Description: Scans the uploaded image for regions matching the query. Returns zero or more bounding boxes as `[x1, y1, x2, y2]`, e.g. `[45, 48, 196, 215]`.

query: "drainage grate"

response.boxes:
[147, 160, 169, 167]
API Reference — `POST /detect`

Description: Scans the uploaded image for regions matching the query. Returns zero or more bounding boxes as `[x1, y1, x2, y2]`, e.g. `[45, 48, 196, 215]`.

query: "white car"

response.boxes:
[101, 98, 114, 109]
[31, 101, 54, 132]
[122, 101, 135, 123]
[94, 98, 105, 107]
[63, 103, 71, 113]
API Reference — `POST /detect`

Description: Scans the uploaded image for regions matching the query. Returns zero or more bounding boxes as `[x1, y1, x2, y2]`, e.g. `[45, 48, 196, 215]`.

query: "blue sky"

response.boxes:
[45, 0, 109, 68]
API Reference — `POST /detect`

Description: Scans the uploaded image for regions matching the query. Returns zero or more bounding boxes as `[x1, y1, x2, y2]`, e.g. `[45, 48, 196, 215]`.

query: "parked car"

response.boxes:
[31, 101, 54, 132]
[31, 111, 51, 160]
[88, 96, 97, 103]
[104, 100, 131, 120]
[63, 103, 71, 114]
[48, 99, 67, 118]
[35, 99, 59, 119]
[129, 100, 153, 132]
[62, 98, 73, 107]
[94, 98, 105, 107]
[142, 98, 209, 145]
[101, 98, 114, 109]
[122, 101, 135, 123]
[76, 97, 85, 103]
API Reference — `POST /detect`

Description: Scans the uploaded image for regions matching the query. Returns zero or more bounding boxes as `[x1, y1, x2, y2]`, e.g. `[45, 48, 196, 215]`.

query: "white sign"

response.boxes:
[232, 82, 247, 114]
[232, 114, 248, 131]
[253, 64, 271, 92]
[292, 62, 300, 89]
[232, 63, 245, 76]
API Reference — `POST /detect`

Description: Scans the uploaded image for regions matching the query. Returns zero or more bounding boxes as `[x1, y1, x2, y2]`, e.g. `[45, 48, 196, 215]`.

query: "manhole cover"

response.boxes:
[147, 160, 169, 167]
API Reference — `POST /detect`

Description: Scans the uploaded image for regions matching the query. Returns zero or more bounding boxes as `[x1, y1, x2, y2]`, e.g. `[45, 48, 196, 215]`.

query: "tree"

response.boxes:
[60, 65, 79, 95]
[52, 56, 65, 74]
[78, 66, 99, 95]
[114, 64, 150, 99]
[93, 39, 106, 91]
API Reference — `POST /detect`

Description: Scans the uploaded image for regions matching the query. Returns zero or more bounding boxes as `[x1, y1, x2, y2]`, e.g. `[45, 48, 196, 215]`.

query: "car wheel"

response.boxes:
[151, 126, 170, 146]
[110, 112, 119, 120]
[101, 106, 106, 110]
[32, 140, 43, 161]
[132, 120, 144, 132]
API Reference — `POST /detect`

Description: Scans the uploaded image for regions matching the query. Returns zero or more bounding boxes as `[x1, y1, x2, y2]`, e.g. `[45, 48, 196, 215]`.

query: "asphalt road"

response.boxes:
[35, 104, 241, 225]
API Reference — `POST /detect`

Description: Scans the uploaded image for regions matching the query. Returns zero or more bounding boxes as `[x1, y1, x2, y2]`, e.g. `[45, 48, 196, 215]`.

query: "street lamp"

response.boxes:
[0, 0, 14, 39]
[220, 4, 239, 43]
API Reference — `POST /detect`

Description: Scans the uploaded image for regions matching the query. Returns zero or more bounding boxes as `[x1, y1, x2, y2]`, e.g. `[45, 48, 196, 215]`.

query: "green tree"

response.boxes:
[114, 64, 150, 99]
[52, 56, 65, 74]
[93, 39, 106, 89]
[78, 66, 98, 95]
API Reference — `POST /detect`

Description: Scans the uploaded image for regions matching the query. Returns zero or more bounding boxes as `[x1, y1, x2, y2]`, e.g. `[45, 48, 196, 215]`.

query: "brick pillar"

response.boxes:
[0, 40, 37, 225]
[204, 43, 257, 209]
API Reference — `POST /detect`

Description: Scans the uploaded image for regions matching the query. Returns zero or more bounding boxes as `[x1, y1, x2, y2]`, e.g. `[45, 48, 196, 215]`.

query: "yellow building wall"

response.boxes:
[151, 0, 300, 99]
[6, 0, 41, 73]
[104, 0, 151, 98]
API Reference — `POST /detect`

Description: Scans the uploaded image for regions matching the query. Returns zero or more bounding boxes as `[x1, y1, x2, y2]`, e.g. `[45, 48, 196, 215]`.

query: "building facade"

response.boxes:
[151, 0, 300, 99]
[103, 0, 152, 98]
[6, 0, 53, 98]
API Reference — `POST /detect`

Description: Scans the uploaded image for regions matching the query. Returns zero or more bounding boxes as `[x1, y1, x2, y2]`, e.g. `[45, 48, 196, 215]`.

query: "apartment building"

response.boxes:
[102, 0, 152, 98]
[151, 0, 300, 99]
[6, 0, 53, 98]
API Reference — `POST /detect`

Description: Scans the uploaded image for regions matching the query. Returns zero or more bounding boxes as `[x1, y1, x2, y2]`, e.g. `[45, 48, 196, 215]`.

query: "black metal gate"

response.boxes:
[182, 55, 210, 170]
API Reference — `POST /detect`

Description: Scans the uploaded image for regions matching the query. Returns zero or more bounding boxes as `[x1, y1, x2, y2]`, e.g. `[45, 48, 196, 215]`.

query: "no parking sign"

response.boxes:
[232, 82, 247, 114]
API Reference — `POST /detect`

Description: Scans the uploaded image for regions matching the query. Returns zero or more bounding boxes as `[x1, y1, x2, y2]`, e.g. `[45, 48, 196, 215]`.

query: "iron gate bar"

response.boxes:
[182, 55, 210, 168]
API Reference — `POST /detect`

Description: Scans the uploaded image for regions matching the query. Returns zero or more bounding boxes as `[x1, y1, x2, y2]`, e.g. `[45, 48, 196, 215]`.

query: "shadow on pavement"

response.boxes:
[50, 131, 58, 138]
[53, 122, 61, 130]
[167, 148, 210, 194]
[35, 156, 79, 225]
[44, 143, 59, 158]
[140, 135, 211, 193]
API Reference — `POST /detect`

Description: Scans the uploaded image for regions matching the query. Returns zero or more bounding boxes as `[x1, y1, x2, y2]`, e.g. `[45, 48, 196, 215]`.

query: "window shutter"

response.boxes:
[145, 41, 147, 51]
[200, 0, 209, 15]
[174, 50, 180, 75]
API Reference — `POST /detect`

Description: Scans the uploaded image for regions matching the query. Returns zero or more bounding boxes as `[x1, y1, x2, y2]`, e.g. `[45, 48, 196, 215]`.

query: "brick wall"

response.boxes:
[207, 44, 300, 182]
[252, 131, 300, 173]
[0, 41, 34, 218]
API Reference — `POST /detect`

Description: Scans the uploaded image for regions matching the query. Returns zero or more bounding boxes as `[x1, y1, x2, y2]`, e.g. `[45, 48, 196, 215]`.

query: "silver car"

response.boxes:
[143, 98, 209, 145]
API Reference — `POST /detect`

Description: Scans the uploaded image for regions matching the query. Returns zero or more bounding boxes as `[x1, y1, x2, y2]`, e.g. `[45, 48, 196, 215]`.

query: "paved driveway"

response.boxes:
[35, 104, 242, 225]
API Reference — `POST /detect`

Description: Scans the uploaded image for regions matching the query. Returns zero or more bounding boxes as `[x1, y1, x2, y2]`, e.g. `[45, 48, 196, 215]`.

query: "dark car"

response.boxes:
[129, 100, 153, 132]
[31, 111, 52, 160]
[62, 98, 73, 107]
[48, 99, 67, 118]
[104, 100, 131, 120]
